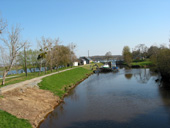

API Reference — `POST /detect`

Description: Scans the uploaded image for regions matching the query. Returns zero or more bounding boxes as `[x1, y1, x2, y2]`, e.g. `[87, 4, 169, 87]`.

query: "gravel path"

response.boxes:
[0, 75, 19, 80]
[0, 68, 74, 94]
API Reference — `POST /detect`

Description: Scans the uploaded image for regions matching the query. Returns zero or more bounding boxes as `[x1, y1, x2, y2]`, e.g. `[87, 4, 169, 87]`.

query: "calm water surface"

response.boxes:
[39, 68, 170, 128]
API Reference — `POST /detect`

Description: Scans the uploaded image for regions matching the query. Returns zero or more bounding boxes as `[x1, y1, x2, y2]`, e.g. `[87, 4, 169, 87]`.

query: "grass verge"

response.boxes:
[38, 67, 92, 98]
[0, 67, 71, 87]
[0, 110, 32, 128]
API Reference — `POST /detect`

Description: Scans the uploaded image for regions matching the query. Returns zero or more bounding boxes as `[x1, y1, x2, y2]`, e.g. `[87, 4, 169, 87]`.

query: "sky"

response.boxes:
[0, 0, 170, 57]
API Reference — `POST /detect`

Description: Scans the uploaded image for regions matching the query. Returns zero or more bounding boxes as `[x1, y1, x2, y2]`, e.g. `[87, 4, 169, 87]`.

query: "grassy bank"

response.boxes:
[38, 63, 103, 98]
[0, 67, 71, 87]
[38, 67, 92, 98]
[0, 110, 32, 128]
[0, 64, 101, 128]
[131, 59, 153, 68]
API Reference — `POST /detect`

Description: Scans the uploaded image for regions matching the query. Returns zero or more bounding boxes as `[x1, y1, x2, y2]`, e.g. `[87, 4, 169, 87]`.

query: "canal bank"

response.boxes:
[0, 65, 97, 128]
[39, 68, 170, 128]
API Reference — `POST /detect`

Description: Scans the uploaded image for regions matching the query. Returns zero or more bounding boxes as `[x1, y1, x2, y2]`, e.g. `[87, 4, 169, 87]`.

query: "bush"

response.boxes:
[157, 49, 170, 81]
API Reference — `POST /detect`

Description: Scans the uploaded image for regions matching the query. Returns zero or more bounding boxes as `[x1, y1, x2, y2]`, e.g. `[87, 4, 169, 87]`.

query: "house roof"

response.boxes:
[86, 57, 92, 61]
[80, 57, 92, 61]
[81, 59, 86, 61]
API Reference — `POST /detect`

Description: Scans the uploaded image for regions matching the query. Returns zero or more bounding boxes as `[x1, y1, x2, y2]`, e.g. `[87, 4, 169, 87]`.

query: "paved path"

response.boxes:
[0, 68, 75, 94]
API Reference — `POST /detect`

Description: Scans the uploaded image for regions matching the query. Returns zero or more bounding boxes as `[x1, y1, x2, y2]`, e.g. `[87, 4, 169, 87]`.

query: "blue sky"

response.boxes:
[1, 0, 170, 57]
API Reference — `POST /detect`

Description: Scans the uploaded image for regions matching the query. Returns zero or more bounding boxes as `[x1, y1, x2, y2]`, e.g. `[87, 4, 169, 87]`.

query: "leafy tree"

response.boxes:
[157, 48, 170, 81]
[56, 45, 71, 67]
[147, 46, 159, 58]
[122, 46, 132, 67]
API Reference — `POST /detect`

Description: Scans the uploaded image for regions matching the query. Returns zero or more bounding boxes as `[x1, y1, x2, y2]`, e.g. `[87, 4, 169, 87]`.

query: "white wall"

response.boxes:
[73, 62, 78, 66]
[83, 61, 86, 65]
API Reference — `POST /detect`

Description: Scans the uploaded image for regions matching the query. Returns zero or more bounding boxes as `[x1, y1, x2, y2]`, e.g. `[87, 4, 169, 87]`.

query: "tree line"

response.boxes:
[0, 16, 76, 85]
[122, 44, 170, 82]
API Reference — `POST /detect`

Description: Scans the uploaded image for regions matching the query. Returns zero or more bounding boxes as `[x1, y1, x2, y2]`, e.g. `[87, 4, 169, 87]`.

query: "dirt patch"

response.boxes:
[0, 87, 60, 128]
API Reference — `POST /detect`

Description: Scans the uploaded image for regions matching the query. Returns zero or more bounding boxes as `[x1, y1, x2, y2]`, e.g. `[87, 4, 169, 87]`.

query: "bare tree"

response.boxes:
[37, 36, 49, 75]
[134, 44, 148, 59]
[46, 38, 59, 72]
[105, 51, 112, 61]
[0, 26, 25, 85]
[18, 49, 40, 72]
[0, 16, 7, 34]
[68, 43, 76, 67]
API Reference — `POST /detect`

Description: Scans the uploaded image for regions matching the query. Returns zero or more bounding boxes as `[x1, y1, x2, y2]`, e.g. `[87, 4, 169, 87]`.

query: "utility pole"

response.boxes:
[88, 50, 89, 57]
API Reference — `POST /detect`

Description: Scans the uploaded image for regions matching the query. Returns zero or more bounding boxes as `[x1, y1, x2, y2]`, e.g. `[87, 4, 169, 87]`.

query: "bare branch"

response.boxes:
[0, 17, 7, 34]
[0, 25, 24, 85]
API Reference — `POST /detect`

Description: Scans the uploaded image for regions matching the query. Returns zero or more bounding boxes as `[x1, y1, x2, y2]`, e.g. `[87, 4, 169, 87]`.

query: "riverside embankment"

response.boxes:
[39, 68, 170, 128]
[0, 65, 96, 128]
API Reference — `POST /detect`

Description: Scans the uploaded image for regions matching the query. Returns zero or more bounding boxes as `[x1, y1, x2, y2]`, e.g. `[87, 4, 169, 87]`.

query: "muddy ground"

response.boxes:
[0, 87, 60, 128]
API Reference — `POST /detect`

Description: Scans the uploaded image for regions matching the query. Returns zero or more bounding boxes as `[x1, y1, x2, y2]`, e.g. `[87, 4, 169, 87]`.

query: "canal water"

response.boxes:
[39, 68, 170, 128]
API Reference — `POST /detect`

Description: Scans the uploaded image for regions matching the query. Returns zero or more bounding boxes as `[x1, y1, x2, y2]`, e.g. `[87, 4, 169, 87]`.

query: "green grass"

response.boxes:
[0, 67, 71, 87]
[0, 110, 32, 128]
[0, 64, 101, 128]
[131, 59, 153, 67]
[38, 67, 92, 98]
[0, 63, 103, 87]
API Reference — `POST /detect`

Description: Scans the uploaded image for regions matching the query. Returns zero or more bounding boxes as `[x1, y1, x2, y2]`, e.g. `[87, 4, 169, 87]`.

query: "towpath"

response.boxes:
[0, 68, 74, 94]
[0, 75, 19, 80]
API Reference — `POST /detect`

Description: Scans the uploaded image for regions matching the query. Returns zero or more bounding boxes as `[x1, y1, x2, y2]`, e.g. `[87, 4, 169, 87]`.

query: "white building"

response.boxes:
[81, 59, 86, 65]
[73, 62, 78, 66]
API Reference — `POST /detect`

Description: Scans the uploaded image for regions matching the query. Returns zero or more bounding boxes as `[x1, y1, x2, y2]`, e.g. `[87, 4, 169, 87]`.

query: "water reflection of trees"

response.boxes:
[133, 69, 151, 84]
[159, 82, 170, 105]
[124, 74, 133, 79]
[158, 83, 170, 122]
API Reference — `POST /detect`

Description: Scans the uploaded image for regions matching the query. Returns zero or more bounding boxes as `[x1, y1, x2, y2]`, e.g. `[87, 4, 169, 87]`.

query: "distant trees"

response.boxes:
[0, 26, 25, 85]
[122, 46, 132, 66]
[122, 43, 170, 82]
[105, 51, 112, 61]
[18, 49, 40, 71]
[36, 37, 77, 74]
[132, 44, 148, 60]
[18, 41, 30, 77]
